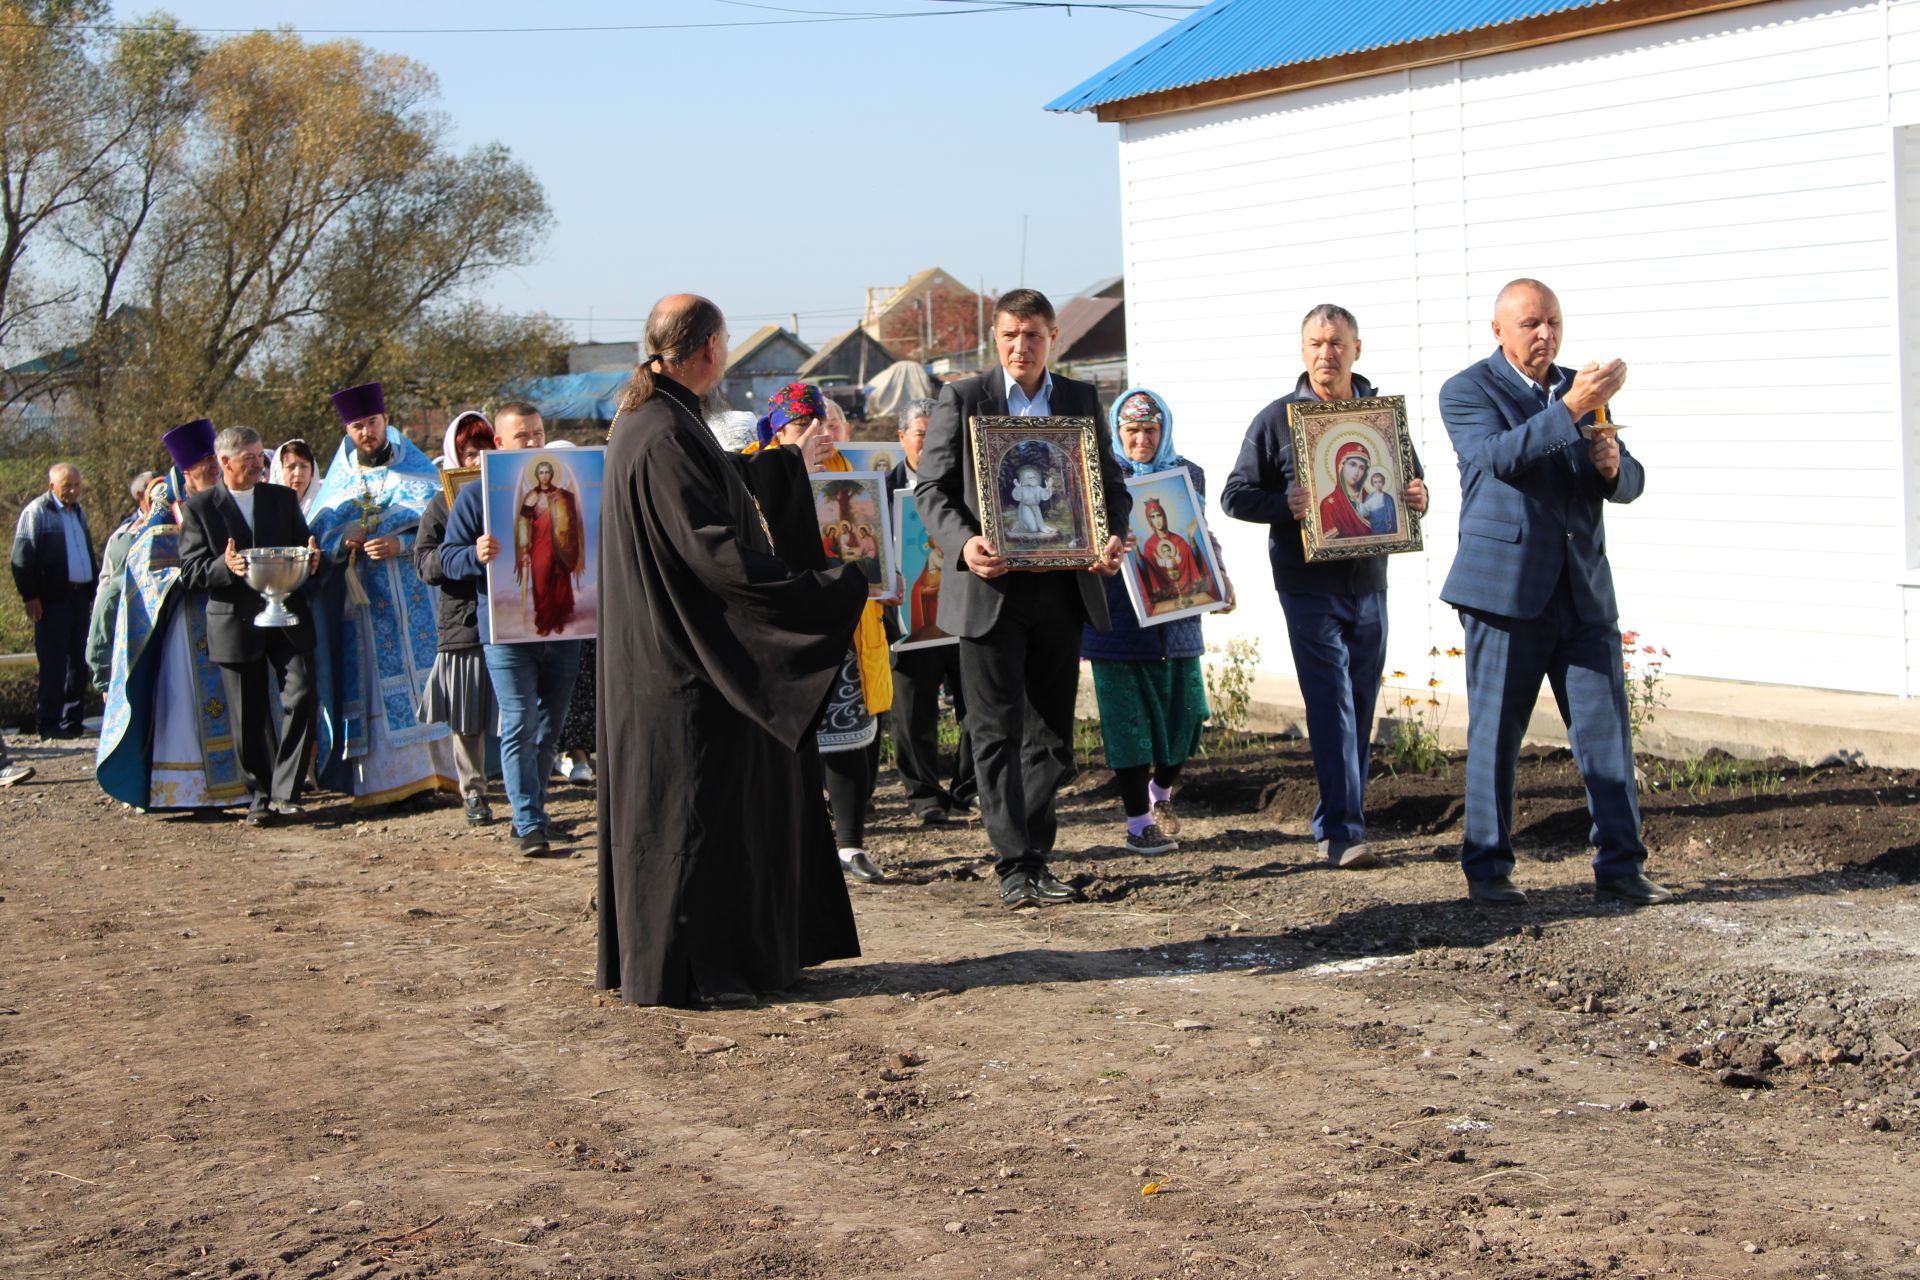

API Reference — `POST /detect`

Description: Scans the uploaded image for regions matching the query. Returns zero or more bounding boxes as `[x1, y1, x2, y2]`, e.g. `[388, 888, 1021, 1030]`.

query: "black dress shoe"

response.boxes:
[243, 805, 272, 828]
[1595, 873, 1676, 905]
[1030, 870, 1080, 902]
[999, 871, 1041, 909]
[690, 987, 758, 1010]
[915, 804, 949, 826]
[1466, 874, 1528, 906]
[841, 850, 885, 883]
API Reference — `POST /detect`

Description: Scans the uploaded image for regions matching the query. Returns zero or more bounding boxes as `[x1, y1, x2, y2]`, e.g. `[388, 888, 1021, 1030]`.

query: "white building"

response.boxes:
[1050, 0, 1920, 697]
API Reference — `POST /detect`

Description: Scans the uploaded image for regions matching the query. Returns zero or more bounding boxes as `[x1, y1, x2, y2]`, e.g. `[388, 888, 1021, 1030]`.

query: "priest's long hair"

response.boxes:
[620, 294, 726, 413]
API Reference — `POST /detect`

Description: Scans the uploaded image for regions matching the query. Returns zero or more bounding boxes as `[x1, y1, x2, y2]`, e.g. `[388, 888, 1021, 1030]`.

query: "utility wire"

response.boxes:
[0, 0, 1194, 35]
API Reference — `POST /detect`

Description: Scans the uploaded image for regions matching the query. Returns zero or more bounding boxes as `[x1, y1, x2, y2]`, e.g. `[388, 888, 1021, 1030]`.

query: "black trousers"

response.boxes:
[890, 645, 975, 809]
[217, 634, 316, 809]
[822, 738, 880, 849]
[33, 590, 91, 735]
[956, 574, 1083, 878]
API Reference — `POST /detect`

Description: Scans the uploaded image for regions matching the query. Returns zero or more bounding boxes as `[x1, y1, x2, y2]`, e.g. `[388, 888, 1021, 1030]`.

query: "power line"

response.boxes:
[0, 0, 1194, 36]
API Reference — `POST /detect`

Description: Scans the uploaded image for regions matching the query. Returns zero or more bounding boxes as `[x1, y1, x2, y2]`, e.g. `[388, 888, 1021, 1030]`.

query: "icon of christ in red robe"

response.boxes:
[515, 457, 583, 635]
[1317, 440, 1376, 540]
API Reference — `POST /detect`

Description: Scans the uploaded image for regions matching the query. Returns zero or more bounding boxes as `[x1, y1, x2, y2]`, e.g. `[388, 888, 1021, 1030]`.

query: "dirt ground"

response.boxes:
[4, 731, 1920, 1279]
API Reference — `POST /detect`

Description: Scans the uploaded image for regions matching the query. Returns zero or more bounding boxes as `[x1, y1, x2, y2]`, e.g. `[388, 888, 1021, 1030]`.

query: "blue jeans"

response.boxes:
[1279, 590, 1387, 845]
[482, 640, 582, 836]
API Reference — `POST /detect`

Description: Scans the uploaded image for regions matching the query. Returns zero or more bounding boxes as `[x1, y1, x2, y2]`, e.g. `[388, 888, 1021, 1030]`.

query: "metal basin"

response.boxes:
[241, 546, 311, 626]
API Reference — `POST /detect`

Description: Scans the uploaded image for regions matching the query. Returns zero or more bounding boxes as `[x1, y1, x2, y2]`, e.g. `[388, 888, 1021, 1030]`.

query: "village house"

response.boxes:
[1052, 0, 1920, 697]
[798, 326, 900, 389]
[863, 267, 987, 362]
[720, 325, 813, 413]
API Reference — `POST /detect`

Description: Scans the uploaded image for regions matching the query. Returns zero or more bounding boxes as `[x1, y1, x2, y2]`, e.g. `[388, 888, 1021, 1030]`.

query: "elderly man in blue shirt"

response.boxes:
[10, 463, 97, 739]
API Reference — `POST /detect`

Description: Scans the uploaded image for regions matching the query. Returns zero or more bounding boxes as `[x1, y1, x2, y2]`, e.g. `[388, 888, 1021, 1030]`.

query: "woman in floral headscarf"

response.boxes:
[734, 382, 894, 885]
[1083, 387, 1233, 856]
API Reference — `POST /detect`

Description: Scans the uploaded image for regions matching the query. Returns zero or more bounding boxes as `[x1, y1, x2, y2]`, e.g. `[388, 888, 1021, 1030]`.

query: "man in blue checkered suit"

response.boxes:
[1438, 278, 1673, 908]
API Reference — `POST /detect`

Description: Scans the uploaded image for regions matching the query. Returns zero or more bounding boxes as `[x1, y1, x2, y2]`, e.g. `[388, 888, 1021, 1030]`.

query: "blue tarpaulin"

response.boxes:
[510, 372, 630, 422]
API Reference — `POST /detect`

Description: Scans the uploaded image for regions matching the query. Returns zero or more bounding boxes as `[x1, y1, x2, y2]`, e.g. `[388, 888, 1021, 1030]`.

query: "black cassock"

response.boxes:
[595, 381, 869, 1007]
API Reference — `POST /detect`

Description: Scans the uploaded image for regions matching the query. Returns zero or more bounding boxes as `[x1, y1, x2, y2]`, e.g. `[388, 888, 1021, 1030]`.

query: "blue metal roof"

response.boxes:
[511, 372, 628, 422]
[1046, 0, 1620, 114]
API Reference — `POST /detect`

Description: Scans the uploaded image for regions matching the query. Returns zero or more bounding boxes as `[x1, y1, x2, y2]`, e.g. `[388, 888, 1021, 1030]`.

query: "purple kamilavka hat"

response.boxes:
[162, 419, 216, 470]
[330, 381, 386, 426]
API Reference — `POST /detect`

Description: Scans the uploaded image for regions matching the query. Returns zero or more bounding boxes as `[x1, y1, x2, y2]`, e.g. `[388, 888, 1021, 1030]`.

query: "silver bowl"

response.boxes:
[241, 546, 311, 627]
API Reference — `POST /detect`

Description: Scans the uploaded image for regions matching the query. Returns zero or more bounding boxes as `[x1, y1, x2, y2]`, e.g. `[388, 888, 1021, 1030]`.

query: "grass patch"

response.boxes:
[1650, 752, 1785, 799]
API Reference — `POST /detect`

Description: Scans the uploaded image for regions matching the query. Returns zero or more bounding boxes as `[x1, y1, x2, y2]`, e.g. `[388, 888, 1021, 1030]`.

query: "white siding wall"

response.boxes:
[1117, 0, 1919, 696]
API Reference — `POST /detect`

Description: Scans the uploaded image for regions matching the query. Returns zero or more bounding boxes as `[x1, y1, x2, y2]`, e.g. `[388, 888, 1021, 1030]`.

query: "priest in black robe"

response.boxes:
[596, 294, 870, 1009]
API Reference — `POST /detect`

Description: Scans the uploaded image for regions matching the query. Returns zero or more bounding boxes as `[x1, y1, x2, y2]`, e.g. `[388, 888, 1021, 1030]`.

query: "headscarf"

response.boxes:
[1109, 386, 1178, 477]
[269, 439, 318, 507]
[709, 410, 759, 452]
[755, 381, 826, 448]
[439, 411, 494, 470]
[134, 469, 184, 536]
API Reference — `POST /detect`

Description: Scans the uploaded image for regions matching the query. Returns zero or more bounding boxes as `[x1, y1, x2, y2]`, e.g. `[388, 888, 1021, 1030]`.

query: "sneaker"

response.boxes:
[552, 753, 575, 782]
[568, 757, 594, 785]
[518, 828, 550, 857]
[1151, 800, 1181, 836]
[0, 764, 34, 788]
[1321, 839, 1378, 869]
[1126, 822, 1177, 855]
[464, 795, 492, 826]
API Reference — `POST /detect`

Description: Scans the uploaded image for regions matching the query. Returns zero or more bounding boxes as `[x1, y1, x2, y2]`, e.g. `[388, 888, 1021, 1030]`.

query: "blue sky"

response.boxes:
[123, 1, 1179, 348]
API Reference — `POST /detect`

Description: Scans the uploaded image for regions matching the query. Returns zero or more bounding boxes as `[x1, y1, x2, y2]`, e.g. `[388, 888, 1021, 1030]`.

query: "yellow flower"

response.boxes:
[1390, 670, 1407, 680]
[1445, 647, 1463, 658]
[1141, 1181, 1163, 1196]
[1427, 677, 1441, 688]
[1400, 695, 1418, 707]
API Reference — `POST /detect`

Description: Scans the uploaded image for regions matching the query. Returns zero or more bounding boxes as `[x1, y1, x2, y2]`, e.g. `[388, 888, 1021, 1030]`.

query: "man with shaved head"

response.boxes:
[1439, 278, 1669, 908]
[11, 462, 97, 738]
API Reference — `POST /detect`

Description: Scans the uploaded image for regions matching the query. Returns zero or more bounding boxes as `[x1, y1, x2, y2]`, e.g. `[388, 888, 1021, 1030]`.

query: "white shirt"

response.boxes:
[1502, 351, 1566, 405]
[229, 485, 256, 533]
[1004, 368, 1054, 417]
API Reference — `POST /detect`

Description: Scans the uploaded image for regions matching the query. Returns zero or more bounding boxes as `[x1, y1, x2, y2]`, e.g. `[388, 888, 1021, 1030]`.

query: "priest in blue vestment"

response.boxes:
[307, 381, 456, 807]
[96, 421, 247, 810]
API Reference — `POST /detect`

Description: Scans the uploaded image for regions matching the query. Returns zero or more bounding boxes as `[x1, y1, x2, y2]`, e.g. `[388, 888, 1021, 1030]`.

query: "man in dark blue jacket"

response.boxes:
[1438, 278, 1669, 907]
[438, 407, 582, 857]
[1221, 304, 1425, 870]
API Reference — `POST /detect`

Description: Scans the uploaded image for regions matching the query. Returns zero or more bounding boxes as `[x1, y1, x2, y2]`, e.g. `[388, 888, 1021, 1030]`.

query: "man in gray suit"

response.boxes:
[916, 289, 1131, 909]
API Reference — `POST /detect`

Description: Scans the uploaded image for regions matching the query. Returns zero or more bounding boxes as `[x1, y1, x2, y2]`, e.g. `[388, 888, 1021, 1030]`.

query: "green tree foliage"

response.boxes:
[0, 10, 561, 474]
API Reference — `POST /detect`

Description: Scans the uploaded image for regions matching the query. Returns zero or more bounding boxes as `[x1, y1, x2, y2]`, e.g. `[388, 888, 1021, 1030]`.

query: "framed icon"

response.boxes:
[480, 447, 604, 643]
[968, 414, 1109, 570]
[439, 465, 481, 507]
[809, 470, 894, 600]
[1285, 395, 1422, 562]
[833, 442, 901, 476]
[894, 490, 957, 651]
[1118, 466, 1229, 627]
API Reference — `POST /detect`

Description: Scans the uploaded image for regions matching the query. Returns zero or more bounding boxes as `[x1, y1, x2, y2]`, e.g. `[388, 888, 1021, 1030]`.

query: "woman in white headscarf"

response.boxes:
[269, 438, 320, 514]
